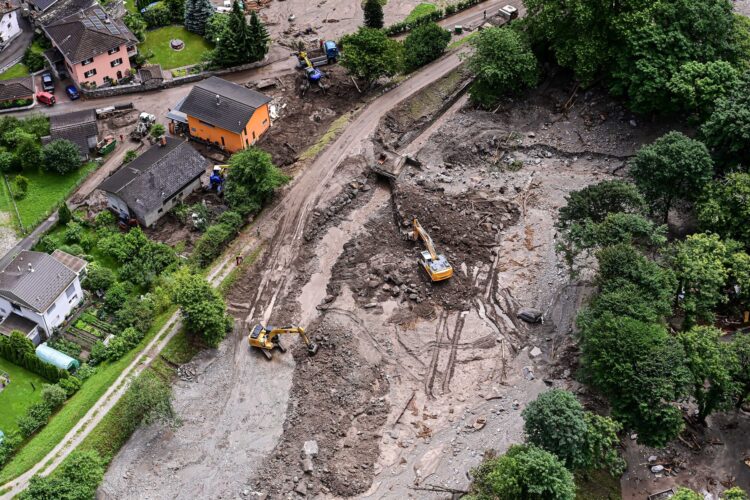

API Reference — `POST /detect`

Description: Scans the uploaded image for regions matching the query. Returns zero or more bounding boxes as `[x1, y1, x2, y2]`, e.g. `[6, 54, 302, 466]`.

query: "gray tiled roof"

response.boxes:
[99, 138, 210, 221]
[179, 76, 271, 134]
[0, 77, 33, 101]
[30, 0, 59, 12]
[51, 249, 87, 274]
[50, 109, 98, 156]
[38, 0, 93, 24]
[0, 250, 84, 313]
[43, 5, 137, 64]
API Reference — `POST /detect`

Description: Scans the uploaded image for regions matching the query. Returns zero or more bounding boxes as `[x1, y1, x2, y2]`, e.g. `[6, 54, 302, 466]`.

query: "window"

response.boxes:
[65, 283, 76, 298]
[108, 46, 120, 55]
[81, 57, 94, 66]
[221, 136, 225, 146]
[84, 68, 97, 78]
[262, 119, 268, 125]
[191, 127, 196, 132]
[110, 58, 123, 68]
[11, 303, 20, 312]
[252, 131, 256, 140]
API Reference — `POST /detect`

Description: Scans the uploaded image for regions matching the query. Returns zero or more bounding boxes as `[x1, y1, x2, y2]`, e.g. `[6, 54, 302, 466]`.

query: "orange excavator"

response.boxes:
[248, 324, 318, 360]
[409, 218, 453, 281]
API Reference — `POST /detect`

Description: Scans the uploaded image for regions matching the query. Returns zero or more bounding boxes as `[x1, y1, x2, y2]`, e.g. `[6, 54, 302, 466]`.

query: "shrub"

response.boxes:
[17, 402, 52, 437]
[94, 210, 116, 228]
[124, 150, 138, 163]
[42, 139, 81, 175]
[64, 221, 83, 244]
[22, 47, 45, 72]
[82, 262, 116, 294]
[103, 282, 132, 313]
[41, 383, 68, 410]
[57, 376, 81, 397]
[142, 2, 171, 28]
[12, 175, 28, 200]
[404, 22, 451, 71]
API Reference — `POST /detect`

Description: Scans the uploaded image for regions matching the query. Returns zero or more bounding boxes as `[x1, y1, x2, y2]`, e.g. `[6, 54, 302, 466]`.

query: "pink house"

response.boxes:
[43, 6, 137, 88]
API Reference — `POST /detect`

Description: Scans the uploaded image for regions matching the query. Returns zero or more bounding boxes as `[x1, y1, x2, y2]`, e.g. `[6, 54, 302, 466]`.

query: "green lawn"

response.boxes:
[0, 309, 177, 484]
[124, 0, 137, 13]
[0, 359, 46, 436]
[405, 2, 437, 23]
[0, 63, 29, 81]
[4, 162, 98, 232]
[141, 25, 213, 69]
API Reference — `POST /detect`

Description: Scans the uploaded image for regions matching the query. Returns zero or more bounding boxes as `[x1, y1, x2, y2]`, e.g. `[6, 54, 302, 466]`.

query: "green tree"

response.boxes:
[671, 489, 703, 500]
[124, 13, 147, 42]
[698, 173, 750, 245]
[224, 147, 289, 215]
[557, 180, 647, 230]
[522, 389, 624, 474]
[403, 22, 450, 71]
[466, 444, 575, 500]
[678, 326, 738, 423]
[4, 129, 41, 171]
[204, 13, 229, 42]
[12, 175, 27, 200]
[630, 131, 714, 222]
[730, 332, 750, 408]
[467, 27, 538, 107]
[20, 450, 104, 500]
[248, 11, 269, 63]
[122, 371, 176, 428]
[724, 487, 750, 500]
[701, 77, 750, 170]
[363, 0, 384, 29]
[170, 268, 232, 347]
[667, 60, 741, 120]
[57, 203, 72, 226]
[580, 313, 691, 446]
[184, 0, 214, 33]
[164, 0, 184, 22]
[149, 123, 166, 138]
[0, 150, 14, 172]
[42, 139, 81, 175]
[340, 27, 404, 84]
[212, 1, 253, 68]
[670, 233, 730, 326]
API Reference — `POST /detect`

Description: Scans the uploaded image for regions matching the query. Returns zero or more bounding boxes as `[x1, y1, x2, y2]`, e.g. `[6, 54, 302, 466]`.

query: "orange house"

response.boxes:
[176, 76, 271, 153]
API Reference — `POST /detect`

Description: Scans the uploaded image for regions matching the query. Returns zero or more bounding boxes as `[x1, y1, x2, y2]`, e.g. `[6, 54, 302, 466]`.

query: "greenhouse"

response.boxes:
[36, 343, 80, 371]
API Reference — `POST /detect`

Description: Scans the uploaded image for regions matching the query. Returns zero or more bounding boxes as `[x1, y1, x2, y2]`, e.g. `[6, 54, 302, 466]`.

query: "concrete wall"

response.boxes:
[105, 192, 130, 219]
[142, 175, 201, 227]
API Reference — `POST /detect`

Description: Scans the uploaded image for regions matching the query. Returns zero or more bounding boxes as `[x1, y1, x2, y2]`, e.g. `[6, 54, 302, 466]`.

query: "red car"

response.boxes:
[36, 91, 56, 106]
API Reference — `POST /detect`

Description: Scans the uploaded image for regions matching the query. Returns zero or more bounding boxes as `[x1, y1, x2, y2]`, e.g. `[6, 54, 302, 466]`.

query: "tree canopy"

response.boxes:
[403, 22, 450, 71]
[363, 0, 384, 29]
[629, 131, 714, 222]
[467, 27, 538, 107]
[170, 268, 232, 347]
[701, 76, 750, 170]
[467, 444, 576, 500]
[184, 0, 214, 35]
[698, 173, 750, 245]
[340, 27, 404, 83]
[224, 147, 288, 215]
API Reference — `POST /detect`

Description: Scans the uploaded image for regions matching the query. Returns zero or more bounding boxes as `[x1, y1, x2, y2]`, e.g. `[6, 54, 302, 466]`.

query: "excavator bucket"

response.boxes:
[307, 343, 319, 356]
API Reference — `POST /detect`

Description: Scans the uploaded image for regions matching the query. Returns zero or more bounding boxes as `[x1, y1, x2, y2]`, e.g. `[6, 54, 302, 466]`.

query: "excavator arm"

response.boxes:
[412, 219, 439, 261]
[410, 218, 454, 281]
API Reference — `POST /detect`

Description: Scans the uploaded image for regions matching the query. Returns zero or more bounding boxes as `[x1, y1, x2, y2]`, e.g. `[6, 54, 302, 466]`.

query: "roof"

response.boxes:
[178, 76, 271, 134]
[0, 77, 33, 101]
[51, 249, 87, 274]
[43, 5, 137, 64]
[139, 64, 163, 83]
[99, 138, 210, 221]
[0, 250, 85, 313]
[0, 0, 20, 15]
[0, 312, 38, 337]
[49, 109, 98, 155]
[30, 0, 58, 12]
[38, 0, 93, 24]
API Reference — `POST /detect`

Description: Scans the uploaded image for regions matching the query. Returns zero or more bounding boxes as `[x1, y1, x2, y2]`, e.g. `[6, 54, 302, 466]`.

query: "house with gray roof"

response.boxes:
[0, 77, 33, 106]
[170, 76, 272, 153]
[45, 108, 99, 159]
[0, 249, 87, 345]
[99, 137, 210, 227]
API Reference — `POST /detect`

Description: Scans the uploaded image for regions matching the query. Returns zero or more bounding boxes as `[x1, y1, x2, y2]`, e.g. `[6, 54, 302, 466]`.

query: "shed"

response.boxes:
[36, 342, 79, 371]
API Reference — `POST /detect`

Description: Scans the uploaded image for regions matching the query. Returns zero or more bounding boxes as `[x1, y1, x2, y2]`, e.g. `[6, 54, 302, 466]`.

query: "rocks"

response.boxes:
[650, 465, 664, 474]
[302, 457, 314, 473]
[303, 440, 318, 457]
[529, 346, 542, 358]
[522, 366, 535, 380]
[294, 482, 307, 496]
[517, 308, 543, 323]
[648, 455, 657, 463]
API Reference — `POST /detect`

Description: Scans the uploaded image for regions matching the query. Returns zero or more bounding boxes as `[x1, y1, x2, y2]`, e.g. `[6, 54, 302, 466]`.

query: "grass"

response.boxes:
[141, 25, 213, 70]
[124, 0, 137, 13]
[160, 328, 203, 365]
[0, 63, 29, 81]
[0, 309, 176, 484]
[405, 2, 437, 23]
[3, 163, 98, 233]
[448, 31, 479, 50]
[299, 111, 355, 161]
[0, 359, 47, 436]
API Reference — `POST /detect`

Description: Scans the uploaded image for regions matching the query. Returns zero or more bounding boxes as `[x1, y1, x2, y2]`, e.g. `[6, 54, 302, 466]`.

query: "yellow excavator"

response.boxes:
[410, 218, 453, 281]
[248, 324, 319, 360]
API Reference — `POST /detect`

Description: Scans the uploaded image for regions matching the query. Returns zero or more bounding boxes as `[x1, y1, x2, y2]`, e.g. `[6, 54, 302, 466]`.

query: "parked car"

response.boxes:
[65, 85, 80, 100]
[41, 72, 54, 92]
[36, 91, 55, 106]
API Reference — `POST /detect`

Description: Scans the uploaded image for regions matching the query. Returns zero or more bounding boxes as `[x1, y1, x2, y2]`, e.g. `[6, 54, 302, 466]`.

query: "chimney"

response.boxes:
[27, 263, 33, 272]
[215, 94, 221, 106]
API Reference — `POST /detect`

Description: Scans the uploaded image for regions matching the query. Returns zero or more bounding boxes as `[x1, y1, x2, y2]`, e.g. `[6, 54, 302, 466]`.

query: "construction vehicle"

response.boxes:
[248, 324, 319, 360]
[96, 135, 117, 156]
[295, 40, 339, 69]
[409, 218, 453, 282]
[297, 51, 328, 97]
[130, 112, 156, 140]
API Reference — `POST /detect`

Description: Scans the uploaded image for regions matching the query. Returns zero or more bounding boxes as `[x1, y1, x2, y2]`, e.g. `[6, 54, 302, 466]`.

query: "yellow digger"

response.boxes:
[410, 218, 453, 282]
[248, 324, 319, 360]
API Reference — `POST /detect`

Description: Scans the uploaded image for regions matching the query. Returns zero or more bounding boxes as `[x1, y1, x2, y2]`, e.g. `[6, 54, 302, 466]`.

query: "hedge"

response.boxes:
[0, 335, 70, 383]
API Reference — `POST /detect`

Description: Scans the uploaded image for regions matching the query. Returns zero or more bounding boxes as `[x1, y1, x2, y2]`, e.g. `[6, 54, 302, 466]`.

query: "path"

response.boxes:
[0, 17, 32, 72]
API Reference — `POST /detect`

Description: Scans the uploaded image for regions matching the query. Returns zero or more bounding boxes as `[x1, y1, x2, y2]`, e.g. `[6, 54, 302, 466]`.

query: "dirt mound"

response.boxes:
[255, 316, 389, 497]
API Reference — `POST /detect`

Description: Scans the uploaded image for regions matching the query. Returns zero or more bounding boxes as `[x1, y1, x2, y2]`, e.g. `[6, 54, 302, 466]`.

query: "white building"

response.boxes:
[0, 249, 87, 346]
[0, 0, 21, 50]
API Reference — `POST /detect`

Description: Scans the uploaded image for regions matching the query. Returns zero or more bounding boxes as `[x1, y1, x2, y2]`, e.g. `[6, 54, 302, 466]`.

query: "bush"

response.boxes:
[94, 210, 116, 228]
[41, 383, 68, 410]
[142, 2, 171, 28]
[124, 150, 138, 163]
[64, 221, 83, 244]
[103, 281, 132, 313]
[0, 331, 69, 382]
[115, 295, 155, 333]
[57, 376, 81, 397]
[12, 175, 28, 200]
[22, 47, 45, 72]
[17, 402, 52, 437]
[82, 262, 116, 294]
[20, 450, 104, 500]
[42, 139, 81, 175]
[74, 362, 97, 381]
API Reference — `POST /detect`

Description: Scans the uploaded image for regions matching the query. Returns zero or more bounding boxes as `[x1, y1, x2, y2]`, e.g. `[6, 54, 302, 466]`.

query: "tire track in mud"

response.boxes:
[441, 311, 467, 394]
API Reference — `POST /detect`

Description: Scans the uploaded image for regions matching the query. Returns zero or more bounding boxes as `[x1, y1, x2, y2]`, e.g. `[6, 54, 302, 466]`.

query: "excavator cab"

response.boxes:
[248, 324, 319, 360]
[411, 219, 454, 282]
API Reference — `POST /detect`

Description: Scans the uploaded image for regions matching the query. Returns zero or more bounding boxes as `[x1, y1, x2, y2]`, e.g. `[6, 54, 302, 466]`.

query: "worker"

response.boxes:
[483, 9, 487, 18]
[236, 254, 243, 267]
[120, 134, 124, 143]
